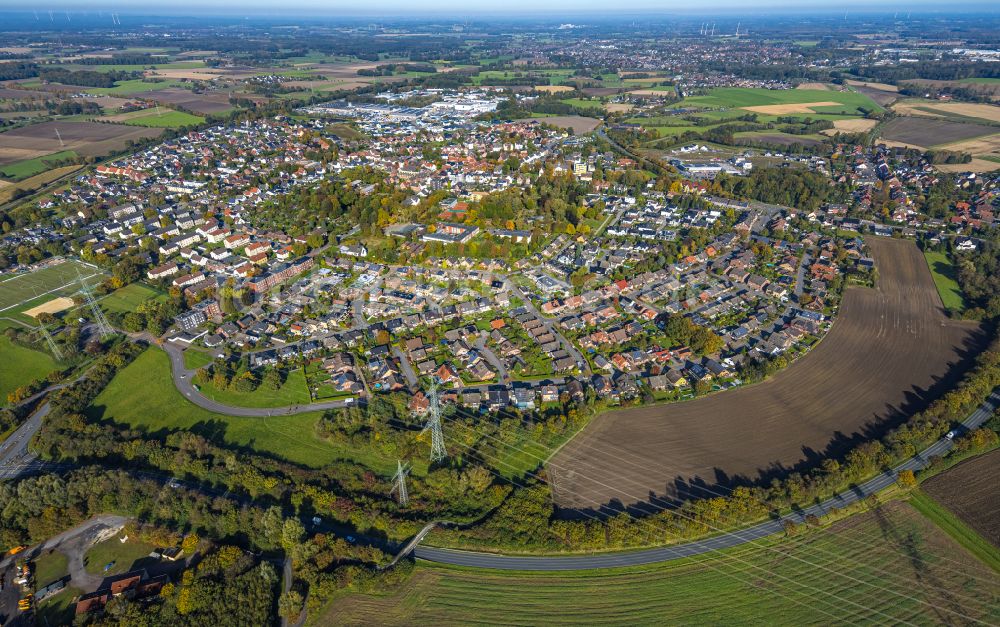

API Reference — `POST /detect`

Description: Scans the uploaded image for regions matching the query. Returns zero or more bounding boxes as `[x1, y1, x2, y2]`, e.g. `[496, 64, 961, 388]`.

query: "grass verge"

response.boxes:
[908, 489, 1000, 572]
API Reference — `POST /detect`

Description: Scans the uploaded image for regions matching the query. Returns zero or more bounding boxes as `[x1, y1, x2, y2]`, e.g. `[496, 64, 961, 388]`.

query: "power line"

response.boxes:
[77, 270, 113, 338]
[432, 406, 994, 624]
[38, 323, 63, 361]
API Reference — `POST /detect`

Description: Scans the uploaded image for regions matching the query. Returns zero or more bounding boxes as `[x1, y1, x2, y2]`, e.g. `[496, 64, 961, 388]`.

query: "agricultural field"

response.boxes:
[922, 448, 1000, 550]
[87, 347, 399, 473]
[550, 238, 984, 511]
[924, 250, 967, 312]
[891, 99, 1000, 126]
[138, 88, 241, 115]
[0, 150, 78, 180]
[0, 120, 162, 165]
[879, 116, 996, 149]
[521, 115, 602, 134]
[101, 108, 205, 128]
[677, 87, 881, 116]
[322, 502, 1000, 625]
[0, 164, 82, 204]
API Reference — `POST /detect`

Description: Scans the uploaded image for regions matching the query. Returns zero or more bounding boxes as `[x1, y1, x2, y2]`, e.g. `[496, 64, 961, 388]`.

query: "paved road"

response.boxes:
[473, 335, 509, 383]
[162, 342, 357, 416]
[507, 280, 591, 376]
[412, 388, 1000, 570]
[392, 346, 418, 389]
[794, 251, 811, 298]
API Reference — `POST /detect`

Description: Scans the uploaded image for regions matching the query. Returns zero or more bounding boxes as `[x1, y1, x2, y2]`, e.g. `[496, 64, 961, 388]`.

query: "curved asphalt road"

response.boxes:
[161, 342, 357, 416]
[413, 388, 1000, 570]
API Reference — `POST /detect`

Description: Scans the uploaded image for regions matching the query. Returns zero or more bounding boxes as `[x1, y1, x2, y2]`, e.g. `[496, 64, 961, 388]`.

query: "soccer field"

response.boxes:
[0, 259, 105, 314]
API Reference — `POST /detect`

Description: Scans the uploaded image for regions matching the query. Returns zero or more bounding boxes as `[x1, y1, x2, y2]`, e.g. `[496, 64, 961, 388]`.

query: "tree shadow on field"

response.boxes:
[870, 503, 968, 624]
[557, 327, 990, 520]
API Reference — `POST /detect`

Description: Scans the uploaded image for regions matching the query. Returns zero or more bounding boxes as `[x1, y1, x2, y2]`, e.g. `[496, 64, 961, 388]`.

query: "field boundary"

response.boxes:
[908, 489, 1000, 572]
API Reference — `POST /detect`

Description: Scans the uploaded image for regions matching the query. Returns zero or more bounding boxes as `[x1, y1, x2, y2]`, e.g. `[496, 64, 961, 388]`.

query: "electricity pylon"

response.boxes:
[390, 460, 410, 506]
[77, 271, 113, 338]
[423, 380, 447, 462]
[38, 324, 63, 361]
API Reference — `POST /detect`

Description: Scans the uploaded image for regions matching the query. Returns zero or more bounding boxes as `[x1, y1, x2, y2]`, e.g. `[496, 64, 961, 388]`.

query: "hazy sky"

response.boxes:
[3, 0, 998, 17]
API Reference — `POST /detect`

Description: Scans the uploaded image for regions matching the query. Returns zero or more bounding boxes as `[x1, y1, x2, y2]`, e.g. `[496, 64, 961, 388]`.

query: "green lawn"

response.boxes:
[0, 334, 57, 404]
[32, 550, 69, 586]
[198, 366, 312, 408]
[0, 150, 79, 180]
[924, 250, 967, 312]
[99, 282, 166, 314]
[88, 347, 395, 472]
[182, 349, 215, 370]
[84, 537, 156, 576]
[320, 501, 1000, 625]
[119, 110, 205, 128]
[37, 585, 80, 626]
[908, 489, 1000, 572]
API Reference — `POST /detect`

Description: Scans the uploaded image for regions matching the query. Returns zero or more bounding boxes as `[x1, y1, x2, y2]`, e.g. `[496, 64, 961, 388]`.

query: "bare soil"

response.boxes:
[140, 88, 237, 114]
[742, 101, 841, 115]
[0, 121, 161, 164]
[549, 238, 984, 514]
[520, 115, 602, 134]
[923, 449, 1000, 548]
[880, 117, 995, 149]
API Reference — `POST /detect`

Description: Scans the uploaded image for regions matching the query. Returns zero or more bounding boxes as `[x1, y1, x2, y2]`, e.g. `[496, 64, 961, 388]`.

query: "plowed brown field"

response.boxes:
[550, 238, 984, 513]
[923, 449, 1000, 548]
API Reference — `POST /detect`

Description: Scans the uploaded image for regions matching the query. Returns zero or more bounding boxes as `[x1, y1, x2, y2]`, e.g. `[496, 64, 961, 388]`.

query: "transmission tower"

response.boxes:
[390, 460, 410, 506]
[38, 324, 63, 361]
[77, 271, 114, 338]
[423, 380, 447, 462]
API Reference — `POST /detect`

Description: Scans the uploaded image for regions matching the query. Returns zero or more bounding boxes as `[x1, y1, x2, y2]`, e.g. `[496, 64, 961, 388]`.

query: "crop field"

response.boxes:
[88, 347, 400, 473]
[139, 88, 241, 114]
[116, 110, 205, 128]
[678, 87, 881, 115]
[924, 250, 967, 312]
[550, 238, 984, 512]
[734, 131, 824, 146]
[521, 115, 602, 134]
[879, 116, 996, 150]
[0, 121, 162, 164]
[0, 164, 82, 204]
[321, 502, 1000, 625]
[0, 150, 78, 180]
[923, 449, 1000, 550]
[0, 259, 102, 314]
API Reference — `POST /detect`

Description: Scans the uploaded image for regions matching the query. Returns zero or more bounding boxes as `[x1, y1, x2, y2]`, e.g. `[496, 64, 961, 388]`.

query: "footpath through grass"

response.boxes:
[88, 347, 396, 473]
[924, 250, 967, 312]
[318, 501, 1000, 625]
[908, 489, 1000, 572]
